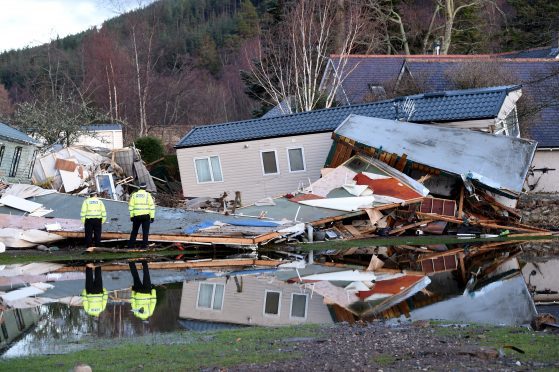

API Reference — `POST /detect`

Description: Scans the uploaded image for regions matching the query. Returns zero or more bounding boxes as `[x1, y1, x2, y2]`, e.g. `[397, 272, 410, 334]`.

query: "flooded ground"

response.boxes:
[1, 240, 558, 361]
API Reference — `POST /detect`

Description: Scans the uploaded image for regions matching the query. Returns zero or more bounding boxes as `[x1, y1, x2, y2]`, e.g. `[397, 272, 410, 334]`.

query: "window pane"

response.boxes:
[288, 148, 304, 171]
[210, 156, 223, 182]
[291, 294, 307, 318]
[213, 284, 224, 310]
[198, 283, 213, 308]
[264, 291, 280, 315]
[262, 151, 278, 174]
[195, 158, 212, 182]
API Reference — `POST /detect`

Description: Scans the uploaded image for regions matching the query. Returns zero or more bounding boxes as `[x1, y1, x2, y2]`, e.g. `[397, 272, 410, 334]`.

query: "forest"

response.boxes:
[0, 0, 557, 147]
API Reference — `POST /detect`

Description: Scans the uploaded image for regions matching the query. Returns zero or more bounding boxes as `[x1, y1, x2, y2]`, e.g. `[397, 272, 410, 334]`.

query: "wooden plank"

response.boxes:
[55, 259, 282, 272]
[389, 220, 433, 235]
[310, 211, 366, 227]
[395, 154, 407, 172]
[53, 230, 261, 245]
[476, 222, 547, 233]
[417, 248, 463, 262]
[416, 212, 463, 224]
[343, 225, 363, 237]
[458, 186, 464, 219]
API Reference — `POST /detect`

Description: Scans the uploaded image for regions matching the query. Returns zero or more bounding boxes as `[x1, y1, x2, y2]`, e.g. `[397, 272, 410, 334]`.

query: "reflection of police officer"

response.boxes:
[81, 264, 108, 317]
[129, 261, 157, 320]
[81, 191, 107, 248]
[128, 183, 155, 249]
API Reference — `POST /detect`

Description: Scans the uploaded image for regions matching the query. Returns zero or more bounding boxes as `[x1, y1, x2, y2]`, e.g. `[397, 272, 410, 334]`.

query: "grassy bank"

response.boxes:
[435, 323, 559, 363]
[0, 325, 321, 371]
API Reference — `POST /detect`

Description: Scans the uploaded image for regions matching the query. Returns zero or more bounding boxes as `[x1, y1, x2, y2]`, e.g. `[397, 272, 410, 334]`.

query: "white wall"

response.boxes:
[527, 149, 559, 192]
[75, 130, 124, 150]
[177, 132, 333, 204]
[179, 276, 334, 326]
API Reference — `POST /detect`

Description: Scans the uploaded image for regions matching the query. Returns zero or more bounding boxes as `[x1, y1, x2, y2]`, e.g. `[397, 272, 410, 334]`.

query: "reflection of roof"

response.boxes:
[329, 54, 559, 147]
[176, 85, 518, 148]
[0, 122, 39, 145]
[83, 123, 123, 131]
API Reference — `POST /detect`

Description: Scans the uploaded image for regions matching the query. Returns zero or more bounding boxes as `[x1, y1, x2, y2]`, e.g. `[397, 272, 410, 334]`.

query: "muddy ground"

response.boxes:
[231, 322, 559, 372]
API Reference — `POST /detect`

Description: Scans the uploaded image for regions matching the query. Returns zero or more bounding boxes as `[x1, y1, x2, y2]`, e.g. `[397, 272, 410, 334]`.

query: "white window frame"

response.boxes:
[196, 282, 225, 311]
[263, 290, 282, 317]
[286, 147, 306, 173]
[289, 293, 308, 320]
[193, 155, 224, 184]
[260, 150, 280, 176]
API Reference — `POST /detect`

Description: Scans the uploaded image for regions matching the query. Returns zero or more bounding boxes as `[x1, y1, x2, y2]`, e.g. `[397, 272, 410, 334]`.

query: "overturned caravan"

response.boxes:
[329, 114, 537, 206]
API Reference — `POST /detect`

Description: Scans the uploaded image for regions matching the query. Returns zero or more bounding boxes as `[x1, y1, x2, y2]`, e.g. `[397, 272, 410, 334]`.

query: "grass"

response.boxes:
[434, 322, 559, 363]
[0, 250, 196, 265]
[370, 353, 396, 366]
[0, 325, 321, 371]
[293, 234, 556, 251]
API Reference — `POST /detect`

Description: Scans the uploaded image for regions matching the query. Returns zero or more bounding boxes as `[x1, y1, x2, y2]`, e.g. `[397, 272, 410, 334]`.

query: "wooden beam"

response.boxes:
[52, 230, 269, 246]
[457, 186, 464, 219]
[416, 212, 463, 224]
[389, 220, 433, 235]
[55, 259, 282, 272]
[417, 248, 463, 262]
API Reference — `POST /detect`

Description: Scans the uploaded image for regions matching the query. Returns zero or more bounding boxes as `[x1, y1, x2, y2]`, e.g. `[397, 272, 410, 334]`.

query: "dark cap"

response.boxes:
[139, 183, 147, 189]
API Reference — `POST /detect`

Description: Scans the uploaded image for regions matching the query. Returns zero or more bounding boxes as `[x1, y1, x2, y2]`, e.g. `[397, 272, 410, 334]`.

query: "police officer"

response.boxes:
[129, 260, 157, 320]
[128, 183, 155, 249]
[80, 191, 107, 248]
[81, 263, 108, 317]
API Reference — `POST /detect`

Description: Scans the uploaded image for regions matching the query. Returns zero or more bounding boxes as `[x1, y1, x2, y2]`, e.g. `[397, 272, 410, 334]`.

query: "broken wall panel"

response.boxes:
[334, 115, 537, 195]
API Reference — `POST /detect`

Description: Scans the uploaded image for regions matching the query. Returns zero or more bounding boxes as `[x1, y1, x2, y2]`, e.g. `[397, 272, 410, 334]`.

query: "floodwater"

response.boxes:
[2, 286, 184, 358]
[1, 255, 559, 359]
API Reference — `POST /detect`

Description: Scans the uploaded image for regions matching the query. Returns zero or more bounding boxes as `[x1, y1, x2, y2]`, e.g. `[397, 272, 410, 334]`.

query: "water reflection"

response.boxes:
[1, 285, 182, 358]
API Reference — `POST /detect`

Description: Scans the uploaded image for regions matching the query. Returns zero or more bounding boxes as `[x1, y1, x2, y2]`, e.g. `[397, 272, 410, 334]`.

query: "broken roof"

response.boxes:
[0, 122, 39, 145]
[175, 86, 519, 149]
[334, 114, 537, 194]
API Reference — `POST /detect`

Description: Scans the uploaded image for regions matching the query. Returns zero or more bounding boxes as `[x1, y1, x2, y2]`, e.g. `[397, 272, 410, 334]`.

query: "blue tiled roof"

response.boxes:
[0, 122, 39, 145]
[329, 55, 559, 147]
[84, 123, 123, 131]
[176, 85, 516, 148]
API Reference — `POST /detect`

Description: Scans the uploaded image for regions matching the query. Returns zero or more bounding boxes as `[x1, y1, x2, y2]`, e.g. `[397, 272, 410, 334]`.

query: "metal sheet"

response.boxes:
[335, 115, 537, 193]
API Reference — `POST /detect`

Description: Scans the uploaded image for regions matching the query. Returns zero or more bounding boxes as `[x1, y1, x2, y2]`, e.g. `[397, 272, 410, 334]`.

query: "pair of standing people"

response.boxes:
[80, 183, 155, 249]
[81, 261, 157, 320]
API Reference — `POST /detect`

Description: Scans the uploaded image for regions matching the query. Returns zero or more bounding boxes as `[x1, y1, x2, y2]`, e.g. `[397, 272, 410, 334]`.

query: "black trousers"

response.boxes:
[85, 266, 103, 294]
[129, 261, 152, 293]
[84, 218, 102, 247]
[129, 214, 151, 248]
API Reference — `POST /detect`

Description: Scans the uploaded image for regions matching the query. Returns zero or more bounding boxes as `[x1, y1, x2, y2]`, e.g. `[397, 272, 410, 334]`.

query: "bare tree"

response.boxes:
[249, 0, 366, 113]
[365, 0, 411, 55]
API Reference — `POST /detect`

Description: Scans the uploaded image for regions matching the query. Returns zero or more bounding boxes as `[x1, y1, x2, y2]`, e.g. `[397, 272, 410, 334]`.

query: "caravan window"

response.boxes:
[261, 150, 279, 175]
[290, 293, 308, 319]
[194, 156, 223, 183]
[264, 290, 281, 316]
[197, 283, 224, 310]
[287, 147, 305, 172]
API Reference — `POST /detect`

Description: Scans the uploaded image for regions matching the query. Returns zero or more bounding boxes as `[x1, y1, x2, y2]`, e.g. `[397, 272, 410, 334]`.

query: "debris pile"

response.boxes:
[32, 146, 155, 200]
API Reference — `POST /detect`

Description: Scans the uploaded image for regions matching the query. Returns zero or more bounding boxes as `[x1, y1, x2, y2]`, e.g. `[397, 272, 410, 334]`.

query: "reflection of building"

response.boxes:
[0, 307, 40, 351]
[522, 259, 559, 302]
[179, 276, 334, 326]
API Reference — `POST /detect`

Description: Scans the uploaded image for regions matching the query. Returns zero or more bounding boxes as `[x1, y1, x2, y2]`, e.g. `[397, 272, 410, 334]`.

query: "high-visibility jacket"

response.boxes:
[81, 289, 108, 317]
[81, 197, 107, 223]
[131, 289, 157, 320]
[129, 190, 155, 219]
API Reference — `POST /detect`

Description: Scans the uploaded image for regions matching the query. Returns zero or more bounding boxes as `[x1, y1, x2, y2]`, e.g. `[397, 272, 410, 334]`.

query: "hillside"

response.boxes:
[0, 0, 557, 146]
